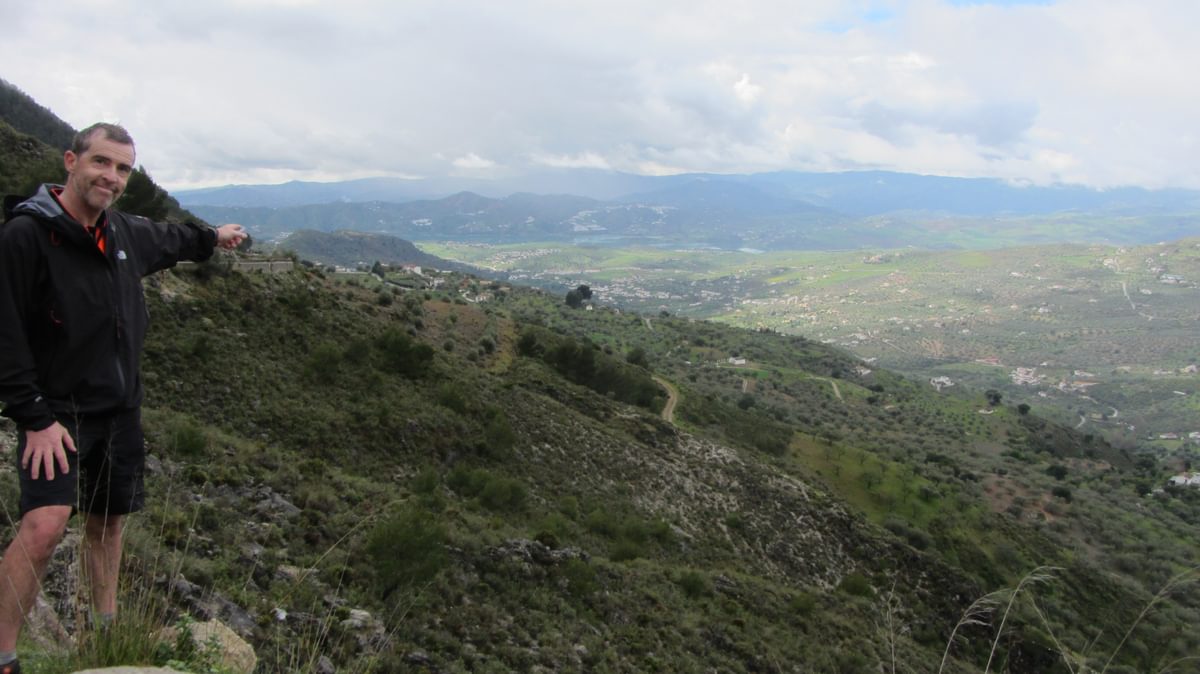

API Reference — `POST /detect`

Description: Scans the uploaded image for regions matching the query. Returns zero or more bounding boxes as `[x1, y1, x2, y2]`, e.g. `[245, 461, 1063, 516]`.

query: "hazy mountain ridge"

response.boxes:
[182, 172, 1200, 250]
[178, 169, 1200, 216]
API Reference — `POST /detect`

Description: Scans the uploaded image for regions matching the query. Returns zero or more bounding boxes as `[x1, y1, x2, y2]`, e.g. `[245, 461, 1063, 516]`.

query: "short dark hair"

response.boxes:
[71, 123, 135, 155]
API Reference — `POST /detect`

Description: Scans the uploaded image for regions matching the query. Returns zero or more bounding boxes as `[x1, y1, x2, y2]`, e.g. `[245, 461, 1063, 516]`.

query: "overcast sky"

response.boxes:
[3, 0, 1197, 191]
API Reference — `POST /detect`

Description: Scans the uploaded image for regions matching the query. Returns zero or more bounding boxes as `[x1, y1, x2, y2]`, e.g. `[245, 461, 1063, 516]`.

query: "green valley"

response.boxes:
[422, 239, 1200, 459]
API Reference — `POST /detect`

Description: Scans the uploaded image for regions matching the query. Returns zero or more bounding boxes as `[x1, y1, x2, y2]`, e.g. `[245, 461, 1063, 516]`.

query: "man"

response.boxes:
[0, 122, 246, 673]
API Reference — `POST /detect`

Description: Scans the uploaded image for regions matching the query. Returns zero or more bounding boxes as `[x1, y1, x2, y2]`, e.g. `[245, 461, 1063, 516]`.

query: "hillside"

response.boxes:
[0, 77, 75, 150]
[277, 229, 483, 274]
[2, 260, 1195, 672]
[0, 118, 65, 198]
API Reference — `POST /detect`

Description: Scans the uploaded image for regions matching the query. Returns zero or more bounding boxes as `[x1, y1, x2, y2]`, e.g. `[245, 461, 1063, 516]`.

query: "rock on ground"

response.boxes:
[157, 619, 257, 674]
[72, 669, 187, 674]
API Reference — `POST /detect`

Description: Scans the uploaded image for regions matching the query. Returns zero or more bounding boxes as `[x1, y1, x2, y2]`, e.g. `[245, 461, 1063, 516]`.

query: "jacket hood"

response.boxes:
[12, 184, 68, 221]
[7, 184, 102, 244]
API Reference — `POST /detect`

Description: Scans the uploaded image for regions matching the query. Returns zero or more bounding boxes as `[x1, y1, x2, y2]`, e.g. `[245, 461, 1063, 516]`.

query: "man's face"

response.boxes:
[63, 134, 135, 213]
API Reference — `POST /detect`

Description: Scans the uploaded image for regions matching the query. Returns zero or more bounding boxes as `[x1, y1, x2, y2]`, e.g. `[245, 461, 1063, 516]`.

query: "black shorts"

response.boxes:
[16, 408, 146, 518]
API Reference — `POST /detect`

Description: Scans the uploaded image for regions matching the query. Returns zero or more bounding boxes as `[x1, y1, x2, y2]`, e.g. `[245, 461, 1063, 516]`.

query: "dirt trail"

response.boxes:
[654, 376, 680, 424]
[813, 377, 844, 402]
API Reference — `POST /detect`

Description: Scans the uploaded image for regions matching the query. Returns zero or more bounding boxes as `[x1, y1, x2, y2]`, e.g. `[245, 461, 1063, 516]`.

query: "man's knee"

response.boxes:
[11, 506, 72, 563]
[84, 514, 123, 542]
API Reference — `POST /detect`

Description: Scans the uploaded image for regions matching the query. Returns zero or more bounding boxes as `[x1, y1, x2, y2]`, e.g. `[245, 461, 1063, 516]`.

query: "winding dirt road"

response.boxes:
[654, 376, 680, 424]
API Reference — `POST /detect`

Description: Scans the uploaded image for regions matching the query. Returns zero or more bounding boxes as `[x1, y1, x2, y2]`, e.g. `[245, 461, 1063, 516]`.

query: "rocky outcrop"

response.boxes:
[158, 619, 256, 674]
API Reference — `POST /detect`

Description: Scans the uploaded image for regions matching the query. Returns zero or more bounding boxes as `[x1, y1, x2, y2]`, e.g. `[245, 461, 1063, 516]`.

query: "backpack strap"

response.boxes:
[3, 193, 28, 223]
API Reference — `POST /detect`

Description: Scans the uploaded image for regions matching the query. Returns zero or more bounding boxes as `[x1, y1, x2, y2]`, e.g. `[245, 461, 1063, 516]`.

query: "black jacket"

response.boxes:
[0, 184, 218, 429]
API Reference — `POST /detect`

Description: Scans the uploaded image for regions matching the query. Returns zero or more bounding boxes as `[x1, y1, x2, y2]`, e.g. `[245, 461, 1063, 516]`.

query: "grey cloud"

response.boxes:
[3, 0, 1198, 189]
[855, 99, 1037, 149]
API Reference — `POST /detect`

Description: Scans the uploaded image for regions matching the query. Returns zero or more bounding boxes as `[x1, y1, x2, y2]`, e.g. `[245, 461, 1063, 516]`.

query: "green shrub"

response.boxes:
[436, 383, 470, 413]
[536, 512, 574, 544]
[447, 466, 527, 512]
[516, 329, 542, 356]
[166, 421, 207, 457]
[676, 570, 709, 598]
[789, 591, 818, 617]
[342, 337, 371, 365]
[609, 539, 645, 562]
[837, 572, 874, 598]
[375, 328, 434, 377]
[478, 475, 527, 512]
[303, 342, 342, 384]
[411, 467, 440, 495]
[365, 506, 449, 598]
[482, 410, 517, 456]
[584, 508, 619, 538]
[626, 347, 649, 369]
[560, 559, 598, 599]
[724, 512, 746, 533]
[187, 334, 213, 361]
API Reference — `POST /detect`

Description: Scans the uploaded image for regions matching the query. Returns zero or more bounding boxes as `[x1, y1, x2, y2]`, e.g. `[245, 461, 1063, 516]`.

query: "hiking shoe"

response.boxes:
[0, 660, 19, 674]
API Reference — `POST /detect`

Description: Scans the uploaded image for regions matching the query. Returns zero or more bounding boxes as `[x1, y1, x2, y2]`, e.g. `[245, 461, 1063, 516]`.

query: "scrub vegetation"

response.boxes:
[2, 261, 1195, 672]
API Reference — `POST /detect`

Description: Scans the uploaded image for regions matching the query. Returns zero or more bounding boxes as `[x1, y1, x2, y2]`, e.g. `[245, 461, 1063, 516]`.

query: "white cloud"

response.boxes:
[452, 153, 498, 170]
[733, 74, 763, 105]
[531, 152, 612, 170]
[2, 0, 1199, 190]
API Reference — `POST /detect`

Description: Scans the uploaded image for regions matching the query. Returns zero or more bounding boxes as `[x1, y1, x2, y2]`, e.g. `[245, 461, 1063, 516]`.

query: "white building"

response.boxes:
[1168, 473, 1200, 488]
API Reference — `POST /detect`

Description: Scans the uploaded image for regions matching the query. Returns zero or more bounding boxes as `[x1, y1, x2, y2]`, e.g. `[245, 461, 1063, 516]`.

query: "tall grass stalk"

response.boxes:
[1026, 593, 1075, 674]
[877, 580, 902, 674]
[983, 566, 1060, 673]
[271, 572, 424, 673]
[267, 499, 425, 673]
[1156, 656, 1200, 674]
[68, 472, 200, 670]
[938, 589, 1004, 674]
[276, 501, 392, 606]
[1100, 565, 1200, 674]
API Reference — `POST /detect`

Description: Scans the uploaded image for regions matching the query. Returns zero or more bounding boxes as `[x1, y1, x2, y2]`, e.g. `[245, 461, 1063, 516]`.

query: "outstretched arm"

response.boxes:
[213, 223, 248, 250]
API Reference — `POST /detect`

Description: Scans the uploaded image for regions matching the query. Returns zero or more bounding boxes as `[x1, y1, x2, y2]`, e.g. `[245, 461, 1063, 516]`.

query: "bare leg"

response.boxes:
[82, 514, 124, 620]
[0, 506, 72, 651]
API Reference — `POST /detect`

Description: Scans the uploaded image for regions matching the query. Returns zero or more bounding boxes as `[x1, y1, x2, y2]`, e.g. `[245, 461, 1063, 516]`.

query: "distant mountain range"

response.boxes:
[177, 169, 1200, 216]
[182, 171, 1200, 250]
